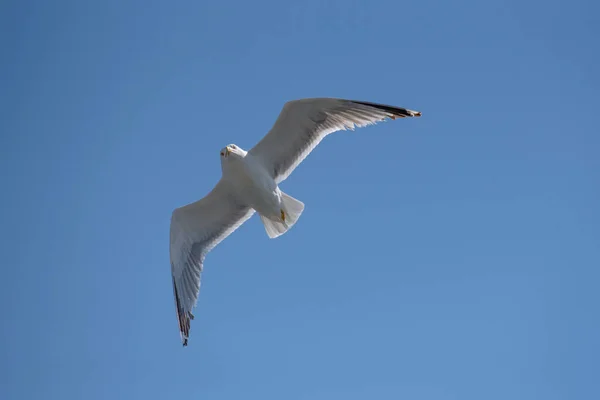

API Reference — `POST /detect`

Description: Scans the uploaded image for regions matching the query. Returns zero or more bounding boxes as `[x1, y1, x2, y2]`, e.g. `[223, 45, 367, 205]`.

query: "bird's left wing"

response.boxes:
[169, 179, 254, 346]
[249, 98, 421, 183]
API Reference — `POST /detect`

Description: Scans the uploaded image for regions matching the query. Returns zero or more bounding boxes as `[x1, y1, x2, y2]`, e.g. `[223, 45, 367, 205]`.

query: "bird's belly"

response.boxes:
[234, 160, 281, 218]
[244, 186, 281, 217]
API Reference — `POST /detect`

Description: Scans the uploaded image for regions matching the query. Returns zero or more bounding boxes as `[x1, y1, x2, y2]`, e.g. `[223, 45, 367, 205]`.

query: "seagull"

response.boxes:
[170, 98, 421, 346]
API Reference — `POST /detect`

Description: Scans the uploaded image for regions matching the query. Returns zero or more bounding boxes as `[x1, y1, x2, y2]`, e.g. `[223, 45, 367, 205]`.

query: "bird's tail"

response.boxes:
[260, 191, 305, 239]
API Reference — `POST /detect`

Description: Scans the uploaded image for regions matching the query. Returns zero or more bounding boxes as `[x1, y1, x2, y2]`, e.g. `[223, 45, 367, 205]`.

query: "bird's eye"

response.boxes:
[220, 152, 224, 156]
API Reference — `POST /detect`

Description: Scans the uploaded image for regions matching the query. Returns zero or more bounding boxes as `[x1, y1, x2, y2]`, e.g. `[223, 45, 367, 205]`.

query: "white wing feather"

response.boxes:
[169, 179, 254, 346]
[249, 98, 421, 183]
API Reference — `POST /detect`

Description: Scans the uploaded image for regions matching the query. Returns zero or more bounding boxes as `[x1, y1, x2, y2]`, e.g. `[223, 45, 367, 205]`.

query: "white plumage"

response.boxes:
[169, 98, 421, 346]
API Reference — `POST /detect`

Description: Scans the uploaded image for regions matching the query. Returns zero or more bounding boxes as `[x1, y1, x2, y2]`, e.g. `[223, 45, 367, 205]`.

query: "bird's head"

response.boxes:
[220, 144, 246, 161]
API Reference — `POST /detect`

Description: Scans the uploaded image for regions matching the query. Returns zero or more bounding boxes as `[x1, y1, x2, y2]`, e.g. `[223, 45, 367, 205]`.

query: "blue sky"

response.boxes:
[1, 0, 598, 399]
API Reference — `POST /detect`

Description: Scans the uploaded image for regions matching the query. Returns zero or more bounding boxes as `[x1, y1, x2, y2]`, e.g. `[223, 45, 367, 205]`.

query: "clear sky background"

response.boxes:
[1, 1, 598, 399]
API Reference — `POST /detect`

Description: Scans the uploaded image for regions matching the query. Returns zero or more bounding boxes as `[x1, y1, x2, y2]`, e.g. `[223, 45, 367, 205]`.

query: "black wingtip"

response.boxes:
[172, 276, 191, 347]
[352, 100, 422, 119]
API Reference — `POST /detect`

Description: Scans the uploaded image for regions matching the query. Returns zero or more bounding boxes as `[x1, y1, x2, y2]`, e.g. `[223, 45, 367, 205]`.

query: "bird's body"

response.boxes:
[169, 98, 422, 346]
[222, 147, 282, 223]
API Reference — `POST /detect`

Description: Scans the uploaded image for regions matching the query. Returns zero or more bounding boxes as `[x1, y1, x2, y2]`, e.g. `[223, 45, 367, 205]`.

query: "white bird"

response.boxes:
[170, 98, 421, 346]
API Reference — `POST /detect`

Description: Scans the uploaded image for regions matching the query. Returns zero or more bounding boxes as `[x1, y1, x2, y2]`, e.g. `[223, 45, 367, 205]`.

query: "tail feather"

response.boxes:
[260, 191, 304, 239]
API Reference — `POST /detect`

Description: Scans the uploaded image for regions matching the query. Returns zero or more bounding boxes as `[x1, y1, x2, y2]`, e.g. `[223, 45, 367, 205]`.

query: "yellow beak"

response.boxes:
[225, 147, 231, 156]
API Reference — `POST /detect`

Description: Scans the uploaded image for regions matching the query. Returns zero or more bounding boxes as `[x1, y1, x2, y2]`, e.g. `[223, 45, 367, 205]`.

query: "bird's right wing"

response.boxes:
[249, 98, 421, 183]
[169, 179, 254, 346]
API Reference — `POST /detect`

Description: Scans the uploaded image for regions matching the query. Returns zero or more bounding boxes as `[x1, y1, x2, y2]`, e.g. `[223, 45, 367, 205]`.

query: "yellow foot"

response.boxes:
[280, 209, 286, 222]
